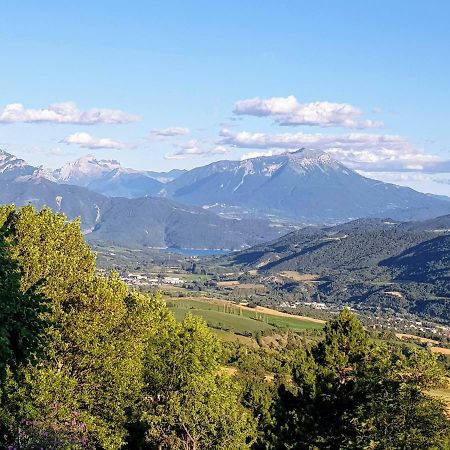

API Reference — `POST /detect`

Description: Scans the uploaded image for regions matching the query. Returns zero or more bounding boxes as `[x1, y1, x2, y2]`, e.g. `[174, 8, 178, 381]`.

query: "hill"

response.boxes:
[222, 217, 450, 322]
[86, 196, 284, 249]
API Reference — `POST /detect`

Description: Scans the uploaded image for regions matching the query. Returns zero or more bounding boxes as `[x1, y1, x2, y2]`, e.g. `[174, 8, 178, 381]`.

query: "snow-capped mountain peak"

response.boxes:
[0, 149, 38, 180]
[54, 155, 122, 186]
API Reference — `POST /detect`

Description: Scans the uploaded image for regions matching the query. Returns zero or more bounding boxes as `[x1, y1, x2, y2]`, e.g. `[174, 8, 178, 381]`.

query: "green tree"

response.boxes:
[270, 309, 450, 449]
[0, 224, 47, 377]
[140, 314, 256, 449]
[145, 374, 255, 450]
[0, 205, 168, 449]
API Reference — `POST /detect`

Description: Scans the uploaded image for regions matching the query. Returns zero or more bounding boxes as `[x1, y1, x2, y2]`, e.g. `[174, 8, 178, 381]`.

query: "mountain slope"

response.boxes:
[0, 177, 111, 231]
[229, 218, 432, 273]
[222, 216, 450, 322]
[166, 149, 450, 223]
[0, 150, 285, 249]
[88, 196, 284, 249]
[381, 234, 450, 283]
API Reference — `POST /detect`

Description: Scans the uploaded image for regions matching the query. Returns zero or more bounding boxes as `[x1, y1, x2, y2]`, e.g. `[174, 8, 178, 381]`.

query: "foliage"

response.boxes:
[267, 309, 450, 449]
[0, 205, 256, 449]
[0, 214, 48, 377]
[0, 205, 449, 449]
[140, 314, 256, 449]
[0, 206, 168, 448]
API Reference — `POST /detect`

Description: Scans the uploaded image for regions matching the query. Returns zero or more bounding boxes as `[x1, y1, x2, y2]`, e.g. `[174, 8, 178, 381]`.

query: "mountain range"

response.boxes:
[2, 148, 450, 249]
[0, 150, 284, 249]
[49, 154, 186, 197]
[35, 148, 450, 223]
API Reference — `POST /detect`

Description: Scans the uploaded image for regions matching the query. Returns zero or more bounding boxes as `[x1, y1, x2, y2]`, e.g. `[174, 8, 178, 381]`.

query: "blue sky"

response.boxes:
[1, 1, 450, 194]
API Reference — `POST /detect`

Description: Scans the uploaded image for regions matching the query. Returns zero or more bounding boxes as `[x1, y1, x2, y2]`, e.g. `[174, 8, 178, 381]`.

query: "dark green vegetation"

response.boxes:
[224, 217, 450, 323]
[1, 205, 449, 449]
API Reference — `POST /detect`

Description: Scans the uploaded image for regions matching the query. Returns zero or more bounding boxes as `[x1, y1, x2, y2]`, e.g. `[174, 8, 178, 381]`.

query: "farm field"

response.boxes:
[166, 297, 324, 337]
[170, 306, 275, 334]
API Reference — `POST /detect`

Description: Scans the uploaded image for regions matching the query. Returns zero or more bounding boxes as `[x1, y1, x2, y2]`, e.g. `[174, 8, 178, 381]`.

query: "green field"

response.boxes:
[171, 306, 275, 334]
[166, 298, 323, 336]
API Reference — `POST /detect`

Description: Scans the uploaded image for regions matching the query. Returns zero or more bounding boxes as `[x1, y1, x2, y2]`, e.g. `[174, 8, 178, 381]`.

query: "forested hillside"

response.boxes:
[0, 205, 449, 449]
[225, 217, 450, 322]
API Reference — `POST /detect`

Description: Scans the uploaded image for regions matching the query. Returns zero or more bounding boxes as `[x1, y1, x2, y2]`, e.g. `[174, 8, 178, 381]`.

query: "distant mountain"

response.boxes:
[27, 149, 450, 223]
[146, 168, 187, 184]
[0, 150, 285, 249]
[53, 155, 122, 186]
[165, 149, 450, 223]
[0, 149, 39, 180]
[86, 168, 164, 198]
[51, 155, 185, 198]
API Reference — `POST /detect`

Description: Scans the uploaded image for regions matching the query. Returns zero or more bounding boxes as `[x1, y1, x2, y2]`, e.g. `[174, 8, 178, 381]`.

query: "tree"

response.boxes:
[140, 314, 256, 449]
[269, 309, 450, 449]
[0, 222, 47, 377]
[145, 374, 256, 450]
[0, 205, 168, 449]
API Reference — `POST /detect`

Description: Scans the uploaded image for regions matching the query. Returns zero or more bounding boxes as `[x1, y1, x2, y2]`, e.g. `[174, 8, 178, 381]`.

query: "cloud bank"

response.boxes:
[165, 140, 229, 160]
[219, 129, 448, 172]
[149, 127, 190, 139]
[233, 95, 383, 129]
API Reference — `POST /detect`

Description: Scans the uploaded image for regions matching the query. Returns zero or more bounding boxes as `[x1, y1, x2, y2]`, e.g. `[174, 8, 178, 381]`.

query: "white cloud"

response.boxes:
[359, 171, 450, 197]
[0, 102, 138, 124]
[165, 140, 229, 160]
[240, 150, 282, 160]
[219, 129, 447, 172]
[235, 95, 299, 116]
[233, 95, 383, 129]
[149, 127, 190, 139]
[61, 132, 131, 150]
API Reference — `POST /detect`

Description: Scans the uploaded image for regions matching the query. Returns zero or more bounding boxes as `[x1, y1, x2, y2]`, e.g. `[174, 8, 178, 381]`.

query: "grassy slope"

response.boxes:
[167, 297, 324, 335]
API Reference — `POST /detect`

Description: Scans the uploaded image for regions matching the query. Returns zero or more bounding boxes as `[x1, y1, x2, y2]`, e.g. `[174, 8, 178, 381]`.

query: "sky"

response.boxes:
[1, 1, 450, 195]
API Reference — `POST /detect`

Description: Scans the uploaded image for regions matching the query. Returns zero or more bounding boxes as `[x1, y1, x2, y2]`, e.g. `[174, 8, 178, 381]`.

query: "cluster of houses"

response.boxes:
[121, 273, 183, 287]
[372, 315, 450, 339]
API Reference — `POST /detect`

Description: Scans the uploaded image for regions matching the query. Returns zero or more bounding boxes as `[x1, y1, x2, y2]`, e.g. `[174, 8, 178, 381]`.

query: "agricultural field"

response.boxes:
[165, 297, 324, 339]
